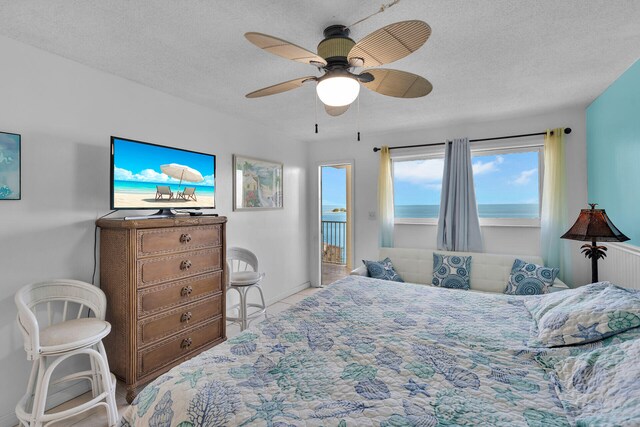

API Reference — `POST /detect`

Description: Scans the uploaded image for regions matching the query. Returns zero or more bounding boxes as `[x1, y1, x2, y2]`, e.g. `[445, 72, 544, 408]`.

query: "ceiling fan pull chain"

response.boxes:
[315, 92, 319, 134]
[345, 0, 401, 30]
[357, 96, 361, 141]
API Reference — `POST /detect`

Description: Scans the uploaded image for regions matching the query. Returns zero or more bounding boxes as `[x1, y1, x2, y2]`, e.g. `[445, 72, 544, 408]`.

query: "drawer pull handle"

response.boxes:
[180, 312, 192, 323]
[180, 286, 193, 297]
[180, 337, 193, 349]
[179, 233, 192, 243]
[180, 260, 192, 271]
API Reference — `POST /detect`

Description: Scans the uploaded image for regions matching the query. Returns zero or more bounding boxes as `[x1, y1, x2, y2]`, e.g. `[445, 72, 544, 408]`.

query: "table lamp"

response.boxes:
[561, 203, 629, 283]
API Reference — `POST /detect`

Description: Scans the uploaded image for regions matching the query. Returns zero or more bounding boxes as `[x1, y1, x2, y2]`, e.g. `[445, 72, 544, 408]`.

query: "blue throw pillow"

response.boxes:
[432, 253, 472, 290]
[505, 259, 559, 295]
[362, 257, 404, 282]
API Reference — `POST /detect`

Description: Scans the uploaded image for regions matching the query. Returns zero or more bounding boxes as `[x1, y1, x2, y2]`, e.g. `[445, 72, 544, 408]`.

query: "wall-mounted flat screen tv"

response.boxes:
[111, 136, 215, 211]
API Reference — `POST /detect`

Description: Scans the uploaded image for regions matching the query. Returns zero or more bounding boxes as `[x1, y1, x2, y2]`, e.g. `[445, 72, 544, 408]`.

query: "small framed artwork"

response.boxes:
[0, 131, 21, 200]
[233, 154, 283, 210]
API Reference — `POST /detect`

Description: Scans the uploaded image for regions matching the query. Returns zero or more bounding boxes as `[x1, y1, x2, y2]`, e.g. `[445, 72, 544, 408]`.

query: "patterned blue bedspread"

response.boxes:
[120, 275, 573, 426]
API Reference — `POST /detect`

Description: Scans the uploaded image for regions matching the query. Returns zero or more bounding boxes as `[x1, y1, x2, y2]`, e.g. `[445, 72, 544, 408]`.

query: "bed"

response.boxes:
[119, 275, 640, 426]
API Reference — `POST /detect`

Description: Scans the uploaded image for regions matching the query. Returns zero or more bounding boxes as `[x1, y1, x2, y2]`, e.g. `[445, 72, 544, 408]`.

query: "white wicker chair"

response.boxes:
[14, 280, 117, 427]
[226, 247, 267, 331]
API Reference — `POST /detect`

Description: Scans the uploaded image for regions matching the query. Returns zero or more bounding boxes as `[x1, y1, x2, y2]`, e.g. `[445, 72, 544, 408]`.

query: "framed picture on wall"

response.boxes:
[0, 131, 21, 200]
[233, 154, 283, 210]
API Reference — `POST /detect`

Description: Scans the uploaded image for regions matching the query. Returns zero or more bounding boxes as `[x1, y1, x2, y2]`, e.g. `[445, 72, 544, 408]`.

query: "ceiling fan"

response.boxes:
[245, 20, 433, 117]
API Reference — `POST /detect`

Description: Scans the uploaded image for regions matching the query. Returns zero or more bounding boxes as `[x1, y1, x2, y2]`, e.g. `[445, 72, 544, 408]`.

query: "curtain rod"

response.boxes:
[372, 128, 572, 153]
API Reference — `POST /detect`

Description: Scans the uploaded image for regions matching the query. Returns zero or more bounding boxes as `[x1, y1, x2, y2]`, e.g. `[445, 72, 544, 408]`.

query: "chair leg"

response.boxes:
[226, 286, 241, 320]
[29, 357, 48, 427]
[89, 352, 99, 398]
[25, 359, 39, 412]
[239, 286, 248, 331]
[243, 285, 268, 329]
[229, 280, 266, 330]
[24, 348, 118, 427]
[95, 342, 118, 426]
[16, 359, 40, 426]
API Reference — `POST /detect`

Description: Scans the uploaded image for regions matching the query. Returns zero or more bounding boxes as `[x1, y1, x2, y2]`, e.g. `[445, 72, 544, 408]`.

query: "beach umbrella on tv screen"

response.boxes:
[160, 163, 204, 187]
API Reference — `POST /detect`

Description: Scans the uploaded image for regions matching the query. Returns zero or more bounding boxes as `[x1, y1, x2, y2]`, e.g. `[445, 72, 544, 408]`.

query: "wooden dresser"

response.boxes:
[97, 216, 227, 403]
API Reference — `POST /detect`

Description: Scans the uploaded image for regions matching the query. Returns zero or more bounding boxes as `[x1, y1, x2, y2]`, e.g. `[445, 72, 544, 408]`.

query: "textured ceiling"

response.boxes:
[1, 1, 640, 141]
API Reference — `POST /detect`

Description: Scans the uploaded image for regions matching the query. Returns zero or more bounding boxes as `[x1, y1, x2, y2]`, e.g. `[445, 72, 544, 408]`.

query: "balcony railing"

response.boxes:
[322, 220, 346, 265]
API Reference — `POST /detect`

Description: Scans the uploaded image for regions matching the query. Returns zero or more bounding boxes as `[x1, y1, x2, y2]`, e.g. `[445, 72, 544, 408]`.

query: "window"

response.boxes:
[393, 157, 444, 220]
[472, 149, 541, 221]
[393, 146, 542, 225]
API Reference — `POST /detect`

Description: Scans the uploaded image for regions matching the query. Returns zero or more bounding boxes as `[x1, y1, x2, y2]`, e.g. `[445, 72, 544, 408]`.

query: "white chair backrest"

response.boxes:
[15, 280, 107, 359]
[227, 247, 259, 273]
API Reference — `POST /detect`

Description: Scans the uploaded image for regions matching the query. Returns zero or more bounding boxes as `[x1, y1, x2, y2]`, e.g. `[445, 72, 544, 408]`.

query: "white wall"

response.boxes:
[0, 35, 309, 425]
[0, 29, 598, 426]
[307, 107, 591, 288]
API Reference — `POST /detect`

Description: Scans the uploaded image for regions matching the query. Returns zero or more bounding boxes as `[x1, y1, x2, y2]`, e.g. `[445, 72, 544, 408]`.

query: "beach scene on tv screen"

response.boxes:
[113, 138, 215, 208]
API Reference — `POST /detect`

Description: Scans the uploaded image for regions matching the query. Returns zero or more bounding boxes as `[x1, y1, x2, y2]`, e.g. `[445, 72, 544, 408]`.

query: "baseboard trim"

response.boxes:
[265, 281, 311, 307]
[0, 380, 91, 427]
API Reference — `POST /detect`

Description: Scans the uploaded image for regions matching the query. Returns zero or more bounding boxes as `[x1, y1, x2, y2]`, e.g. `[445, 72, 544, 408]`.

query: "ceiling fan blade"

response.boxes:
[348, 20, 431, 68]
[245, 32, 327, 66]
[325, 103, 350, 117]
[362, 69, 433, 98]
[246, 76, 316, 98]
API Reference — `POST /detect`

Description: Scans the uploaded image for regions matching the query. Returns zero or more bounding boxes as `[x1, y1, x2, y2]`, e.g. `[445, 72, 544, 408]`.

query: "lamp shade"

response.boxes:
[561, 204, 629, 242]
[316, 76, 360, 107]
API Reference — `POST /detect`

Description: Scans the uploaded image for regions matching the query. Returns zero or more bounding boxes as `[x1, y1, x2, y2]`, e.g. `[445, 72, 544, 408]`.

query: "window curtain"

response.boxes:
[541, 128, 571, 283]
[378, 145, 394, 247]
[437, 138, 483, 252]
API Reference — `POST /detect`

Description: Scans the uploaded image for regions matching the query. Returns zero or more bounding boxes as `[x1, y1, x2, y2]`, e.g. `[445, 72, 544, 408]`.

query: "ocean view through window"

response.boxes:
[321, 166, 348, 265]
[393, 148, 541, 221]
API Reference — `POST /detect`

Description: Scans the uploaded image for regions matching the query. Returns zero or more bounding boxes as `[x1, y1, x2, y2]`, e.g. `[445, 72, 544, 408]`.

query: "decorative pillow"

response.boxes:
[505, 259, 559, 295]
[526, 282, 640, 347]
[539, 338, 640, 426]
[432, 253, 471, 290]
[362, 257, 404, 282]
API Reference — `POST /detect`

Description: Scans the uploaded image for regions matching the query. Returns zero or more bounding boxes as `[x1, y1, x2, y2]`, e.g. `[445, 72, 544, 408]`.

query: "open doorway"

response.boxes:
[319, 162, 354, 286]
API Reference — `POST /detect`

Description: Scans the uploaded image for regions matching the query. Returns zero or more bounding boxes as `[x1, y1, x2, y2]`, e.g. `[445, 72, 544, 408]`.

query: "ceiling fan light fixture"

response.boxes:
[316, 76, 360, 107]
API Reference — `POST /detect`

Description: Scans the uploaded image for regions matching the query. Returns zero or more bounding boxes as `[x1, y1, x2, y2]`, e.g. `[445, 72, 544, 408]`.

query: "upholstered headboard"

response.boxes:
[375, 247, 567, 293]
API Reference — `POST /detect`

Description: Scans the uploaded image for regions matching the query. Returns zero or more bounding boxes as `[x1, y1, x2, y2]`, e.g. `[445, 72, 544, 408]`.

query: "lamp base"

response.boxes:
[580, 240, 607, 283]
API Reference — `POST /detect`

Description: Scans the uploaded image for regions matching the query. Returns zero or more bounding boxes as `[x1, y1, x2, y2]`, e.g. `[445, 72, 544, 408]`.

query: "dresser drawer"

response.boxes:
[138, 271, 223, 316]
[138, 248, 221, 287]
[138, 318, 223, 377]
[138, 225, 221, 256]
[138, 295, 222, 347]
